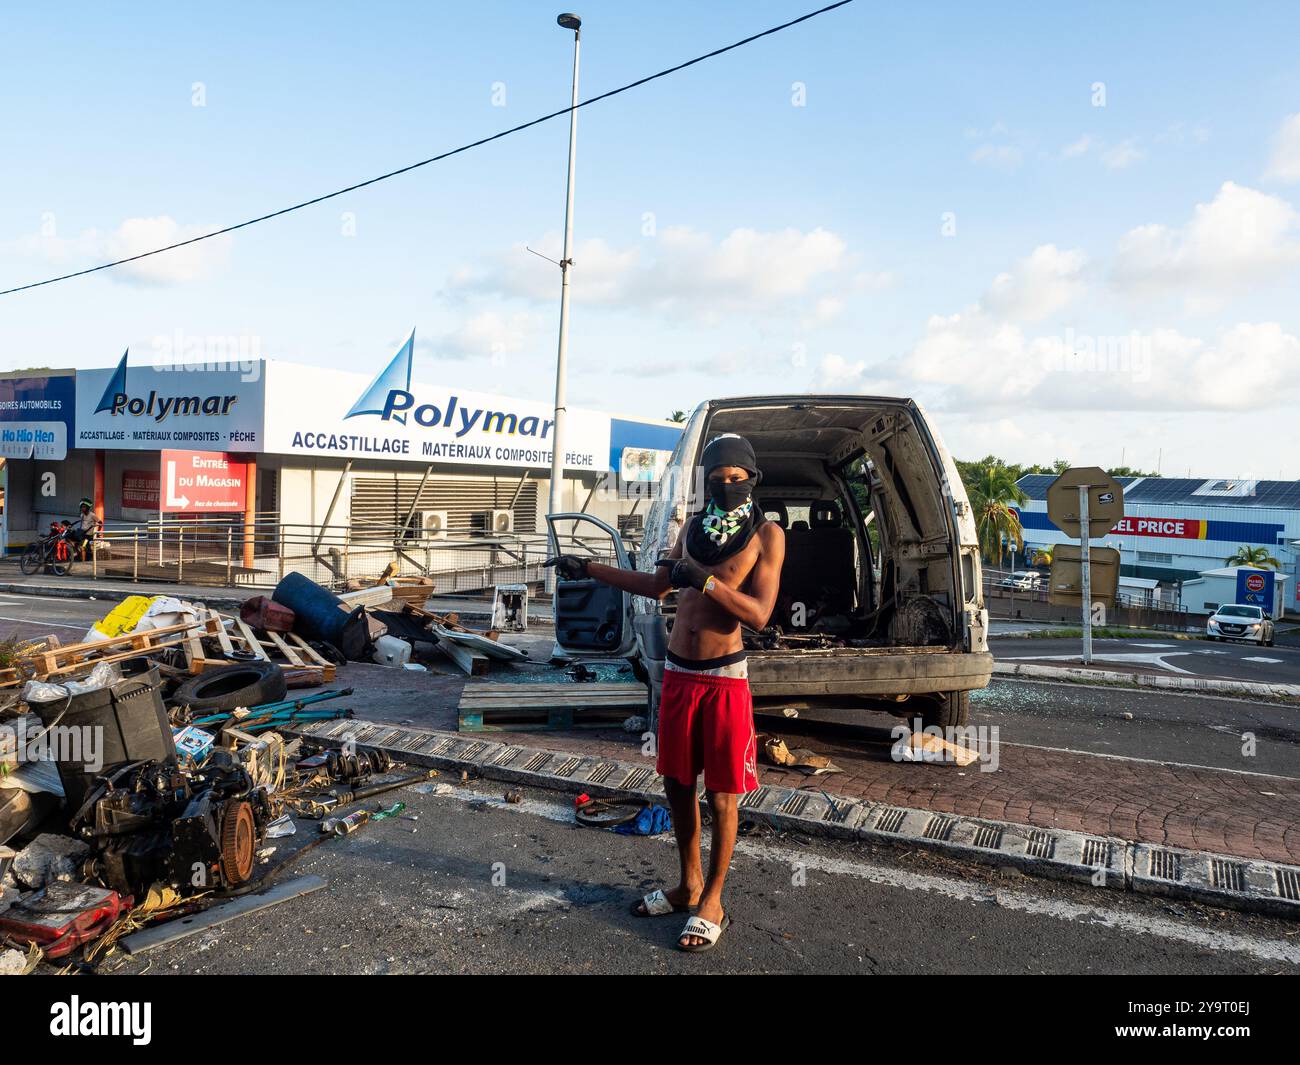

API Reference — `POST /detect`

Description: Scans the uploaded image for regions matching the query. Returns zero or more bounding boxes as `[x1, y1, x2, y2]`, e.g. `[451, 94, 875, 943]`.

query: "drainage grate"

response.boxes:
[521, 752, 552, 773]
[876, 807, 907, 834]
[1082, 839, 1112, 869]
[1149, 849, 1182, 881]
[822, 798, 854, 824]
[972, 825, 1004, 851]
[923, 815, 957, 841]
[778, 792, 810, 817]
[620, 767, 655, 792]
[553, 757, 582, 779]
[1025, 830, 1057, 860]
[429, 737, 457, 755]
[404, 734, 433, 752]
[491, 746, 524, 767]
[1276, 868, 1300, 901]
[739, 787, 770, 811]
[458, 741, 489, 761]
[586, 762, 618, 785]
[1209, 859, 1246, 892]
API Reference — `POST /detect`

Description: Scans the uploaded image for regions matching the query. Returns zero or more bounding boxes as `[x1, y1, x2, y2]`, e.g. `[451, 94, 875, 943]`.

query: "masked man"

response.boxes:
[546, 434, 784, 952]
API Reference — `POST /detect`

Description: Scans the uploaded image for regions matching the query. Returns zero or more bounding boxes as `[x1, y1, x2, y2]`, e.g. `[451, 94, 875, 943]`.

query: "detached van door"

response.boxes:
[546, 512, 637, 659]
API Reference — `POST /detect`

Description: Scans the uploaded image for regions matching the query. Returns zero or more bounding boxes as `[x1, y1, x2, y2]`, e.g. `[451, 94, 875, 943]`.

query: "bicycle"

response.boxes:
[19, 520, 78, 577]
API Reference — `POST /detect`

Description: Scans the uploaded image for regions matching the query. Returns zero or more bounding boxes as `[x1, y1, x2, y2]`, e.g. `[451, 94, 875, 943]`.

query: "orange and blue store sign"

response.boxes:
[1018, 510, 1283, 545]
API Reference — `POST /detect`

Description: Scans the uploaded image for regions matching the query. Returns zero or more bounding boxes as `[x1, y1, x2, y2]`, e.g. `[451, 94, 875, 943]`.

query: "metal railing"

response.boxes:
[81, 517, 590, 592]
[982, 572, 1191, 630]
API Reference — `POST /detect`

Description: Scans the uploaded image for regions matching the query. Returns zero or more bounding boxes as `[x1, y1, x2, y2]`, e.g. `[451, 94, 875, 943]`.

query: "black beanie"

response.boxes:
[701, 434, 759, 478]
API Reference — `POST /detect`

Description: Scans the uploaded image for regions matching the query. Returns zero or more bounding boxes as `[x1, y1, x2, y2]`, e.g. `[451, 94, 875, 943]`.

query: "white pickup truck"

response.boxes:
[547, 395, 993, 729]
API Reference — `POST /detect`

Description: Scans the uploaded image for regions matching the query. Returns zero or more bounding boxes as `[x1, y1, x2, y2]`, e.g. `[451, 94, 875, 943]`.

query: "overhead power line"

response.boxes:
[0, 0, 855, 297]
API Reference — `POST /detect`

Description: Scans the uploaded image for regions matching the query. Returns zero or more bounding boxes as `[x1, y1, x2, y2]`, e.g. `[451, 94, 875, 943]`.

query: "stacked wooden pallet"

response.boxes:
[458, 682, 647, 732]
[0, 615, 223, 688]
[188, 607, 337, 682]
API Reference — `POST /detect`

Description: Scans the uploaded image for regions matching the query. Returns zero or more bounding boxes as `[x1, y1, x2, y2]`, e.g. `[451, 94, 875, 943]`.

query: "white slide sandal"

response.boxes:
[632, 889, 693, 917]
[677, 914, 730, 952]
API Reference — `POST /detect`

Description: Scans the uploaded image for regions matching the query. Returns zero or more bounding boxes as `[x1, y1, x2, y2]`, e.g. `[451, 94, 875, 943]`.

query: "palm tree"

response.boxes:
[1031, 546, 1053, 566]
[668, 410, 687, 423]
[1224, 545, 1282, 569]
[966, 461, 1028, 565]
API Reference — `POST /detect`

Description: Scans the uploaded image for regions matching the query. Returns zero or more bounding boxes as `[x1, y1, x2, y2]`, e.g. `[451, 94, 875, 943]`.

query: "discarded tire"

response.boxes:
[171, 662, 286, 713]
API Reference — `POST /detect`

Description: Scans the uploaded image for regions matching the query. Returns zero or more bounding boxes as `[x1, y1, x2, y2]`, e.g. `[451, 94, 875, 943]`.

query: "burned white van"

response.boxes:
[547, 396, 992, 729]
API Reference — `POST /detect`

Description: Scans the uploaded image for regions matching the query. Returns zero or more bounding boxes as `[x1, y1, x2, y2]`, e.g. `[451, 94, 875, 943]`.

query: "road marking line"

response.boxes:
[0, 615, 89, 631]
[1243, 657, 1283, 664]
[1002, 741, 1300, 781]
[437, 787, 1300, 966]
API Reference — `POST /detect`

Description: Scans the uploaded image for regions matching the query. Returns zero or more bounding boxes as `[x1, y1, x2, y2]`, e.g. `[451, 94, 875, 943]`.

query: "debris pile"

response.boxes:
[0, 568, 534, 971]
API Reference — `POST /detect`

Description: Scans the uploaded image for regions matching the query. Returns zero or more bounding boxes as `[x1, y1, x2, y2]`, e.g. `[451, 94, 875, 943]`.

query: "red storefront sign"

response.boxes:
[160, 450, 247, 513]
[122, 469, 160, 509]
[1109, 516, 1207, 540]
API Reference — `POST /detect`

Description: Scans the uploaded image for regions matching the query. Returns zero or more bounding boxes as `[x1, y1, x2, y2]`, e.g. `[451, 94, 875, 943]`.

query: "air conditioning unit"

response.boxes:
[415, 510, 448, 540]
[483, 509, 514, 535]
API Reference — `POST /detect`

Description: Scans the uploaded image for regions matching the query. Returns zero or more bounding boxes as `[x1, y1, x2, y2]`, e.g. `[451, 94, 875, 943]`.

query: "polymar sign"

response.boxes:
[262, 334, 610, 471]
[75, 350, 265, 451]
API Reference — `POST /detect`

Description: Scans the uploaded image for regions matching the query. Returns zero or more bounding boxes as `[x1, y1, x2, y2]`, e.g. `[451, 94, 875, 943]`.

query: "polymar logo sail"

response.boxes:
[345, 330, 414, 424]
[340, 328, 559, 445]
[93, 349, 239, 421]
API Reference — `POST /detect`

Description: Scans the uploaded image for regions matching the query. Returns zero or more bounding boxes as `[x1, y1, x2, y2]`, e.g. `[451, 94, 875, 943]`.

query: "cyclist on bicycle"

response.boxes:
[67, 497, 99, 559]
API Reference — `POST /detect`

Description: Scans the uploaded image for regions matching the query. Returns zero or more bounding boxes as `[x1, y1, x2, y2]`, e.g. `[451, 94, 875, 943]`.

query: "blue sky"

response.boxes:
[3, 1, 1300, 476]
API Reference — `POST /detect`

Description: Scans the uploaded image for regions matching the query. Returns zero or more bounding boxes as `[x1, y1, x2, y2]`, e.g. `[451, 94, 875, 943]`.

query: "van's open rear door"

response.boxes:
[546, 512, 636, 660]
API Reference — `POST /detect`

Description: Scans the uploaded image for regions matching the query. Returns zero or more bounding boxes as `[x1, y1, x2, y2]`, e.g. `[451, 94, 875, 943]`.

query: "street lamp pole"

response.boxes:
[547, 13, 582, 519]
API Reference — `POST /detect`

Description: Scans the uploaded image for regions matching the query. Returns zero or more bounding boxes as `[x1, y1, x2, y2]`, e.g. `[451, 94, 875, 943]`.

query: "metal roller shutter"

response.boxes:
[349, 474, 540, 534]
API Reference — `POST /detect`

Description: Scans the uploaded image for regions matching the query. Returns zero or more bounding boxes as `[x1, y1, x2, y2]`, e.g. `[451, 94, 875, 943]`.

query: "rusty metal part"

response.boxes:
[219, 800, 256, 885]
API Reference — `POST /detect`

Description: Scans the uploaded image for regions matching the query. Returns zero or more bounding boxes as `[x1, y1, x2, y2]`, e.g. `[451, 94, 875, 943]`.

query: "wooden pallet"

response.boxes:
[458, 682, 647, 732]
[187, 611, 337, 681]
[0, 615, 223, 687]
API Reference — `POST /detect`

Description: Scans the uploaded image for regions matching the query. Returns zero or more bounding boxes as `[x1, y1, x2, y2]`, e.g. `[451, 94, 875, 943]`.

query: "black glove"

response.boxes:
[668, 558, 709, 591]
[544, 554, 589, 581]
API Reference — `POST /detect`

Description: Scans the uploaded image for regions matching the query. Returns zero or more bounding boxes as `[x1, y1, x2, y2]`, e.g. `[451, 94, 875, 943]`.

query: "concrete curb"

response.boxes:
[992, 660, 1300, 702]
[287, 717, 1300, 921]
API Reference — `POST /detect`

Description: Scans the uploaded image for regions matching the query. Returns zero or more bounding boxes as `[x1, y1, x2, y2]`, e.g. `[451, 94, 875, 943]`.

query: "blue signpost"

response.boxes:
[1235, 568, 1275, 613]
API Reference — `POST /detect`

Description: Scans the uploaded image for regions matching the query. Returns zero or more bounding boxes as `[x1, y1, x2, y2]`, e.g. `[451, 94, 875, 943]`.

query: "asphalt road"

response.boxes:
[94, 781, 1300, 976]
[992, 635, 1300, 685]
[3, 589, 1298, 974]
[760, 678, 1300, 779]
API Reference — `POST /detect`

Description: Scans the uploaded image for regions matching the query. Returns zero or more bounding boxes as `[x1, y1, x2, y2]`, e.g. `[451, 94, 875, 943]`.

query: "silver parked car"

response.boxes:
[1206, 604, 1275, 646]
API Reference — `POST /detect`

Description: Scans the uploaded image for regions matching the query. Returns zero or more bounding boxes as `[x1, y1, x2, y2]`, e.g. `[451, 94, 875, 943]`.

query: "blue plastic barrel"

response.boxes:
[272, 571, 367, 659]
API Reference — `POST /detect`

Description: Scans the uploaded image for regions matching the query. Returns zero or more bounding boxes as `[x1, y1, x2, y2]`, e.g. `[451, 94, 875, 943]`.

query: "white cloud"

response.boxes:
[1101, 138, 1144, 170]
[1264, 113, 1300, 183]
[983, 244, 1087, 321]
[419, 310, 544, 360]
[449, 225, 853, 321]
[1111, 181, 1300, 303]
[970, 143, 1024, 171]
[1061, 135, 1093, 158]
[829, 312, 1300, 416]
[5, 216, 233, 285]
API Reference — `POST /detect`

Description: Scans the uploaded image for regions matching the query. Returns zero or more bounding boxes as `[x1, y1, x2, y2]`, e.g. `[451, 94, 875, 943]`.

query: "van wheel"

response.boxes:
[922, 691, 969, 729]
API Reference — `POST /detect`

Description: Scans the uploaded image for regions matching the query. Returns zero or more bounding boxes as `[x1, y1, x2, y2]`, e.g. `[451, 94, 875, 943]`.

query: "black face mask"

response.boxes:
[706, 476, 756, 512]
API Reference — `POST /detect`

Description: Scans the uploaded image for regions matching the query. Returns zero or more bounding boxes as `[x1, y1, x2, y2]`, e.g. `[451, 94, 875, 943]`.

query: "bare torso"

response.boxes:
[667, 523, 775, 659]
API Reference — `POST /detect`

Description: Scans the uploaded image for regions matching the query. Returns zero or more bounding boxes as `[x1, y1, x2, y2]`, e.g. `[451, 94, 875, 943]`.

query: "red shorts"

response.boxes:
[656, 668, 759, 794]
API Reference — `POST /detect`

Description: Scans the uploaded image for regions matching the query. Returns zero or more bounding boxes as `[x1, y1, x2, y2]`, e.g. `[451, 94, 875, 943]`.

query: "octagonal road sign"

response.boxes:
[1046, 466, 1124, 538]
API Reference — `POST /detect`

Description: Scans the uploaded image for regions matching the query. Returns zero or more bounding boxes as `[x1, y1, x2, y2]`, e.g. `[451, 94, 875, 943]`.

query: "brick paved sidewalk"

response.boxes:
[339, 664, 1300, 866]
